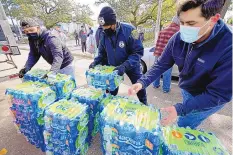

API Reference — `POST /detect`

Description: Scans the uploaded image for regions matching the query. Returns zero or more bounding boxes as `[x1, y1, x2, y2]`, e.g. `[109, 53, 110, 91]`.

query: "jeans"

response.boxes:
[110, 64, 147, 105]
[75, 38, 80, 46]
[59, 61, 76, 81]
[152, 56, 172, 92]
[177, 89, 225, 129]
[81, 42, 86, 52]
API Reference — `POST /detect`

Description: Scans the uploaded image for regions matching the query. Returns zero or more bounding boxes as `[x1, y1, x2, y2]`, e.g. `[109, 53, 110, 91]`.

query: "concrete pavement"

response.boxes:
[0, 47, 232, 154]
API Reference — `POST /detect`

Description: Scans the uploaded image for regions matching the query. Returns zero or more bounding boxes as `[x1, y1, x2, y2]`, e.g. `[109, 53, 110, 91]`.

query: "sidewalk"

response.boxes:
[17, 40, 94, 59]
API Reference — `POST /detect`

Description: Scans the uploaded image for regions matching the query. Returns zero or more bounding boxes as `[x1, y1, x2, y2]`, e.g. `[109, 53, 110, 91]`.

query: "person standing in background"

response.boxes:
[53, 23, 67, 44]
[79, 26, 87, 53]
[152, 16, 180, 93]
[87, 31, 95, 55]
[87, 27, 94, 37]
[74, 30, 80, 46]
[138, 32, 144, 42]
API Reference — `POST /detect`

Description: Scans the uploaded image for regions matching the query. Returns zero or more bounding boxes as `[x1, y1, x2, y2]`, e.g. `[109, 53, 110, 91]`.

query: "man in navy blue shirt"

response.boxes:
[89, 6, 147, 105]
[129, 0, 232, 128]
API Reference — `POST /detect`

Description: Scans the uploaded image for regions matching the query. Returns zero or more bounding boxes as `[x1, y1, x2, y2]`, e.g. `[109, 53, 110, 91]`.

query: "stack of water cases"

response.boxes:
[86, 65, 123, 91]
[5, 81, 57, 151]
[44, 99, 90, 155]
[161, 126, 230, 155]
[24, 68, 76, 99]
[71, 87, 104, 144]
[99, 96, 162, 155]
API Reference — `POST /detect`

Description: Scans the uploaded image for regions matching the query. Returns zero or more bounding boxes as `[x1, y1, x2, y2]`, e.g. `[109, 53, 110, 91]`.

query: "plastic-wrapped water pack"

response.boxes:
[71, 87, 105, 143]
[24, 68, 76, 99]
[99, 97, 162, 155]
[86, 65, 123, 91]
[23, 68, 48, 83]
[5, 81, 57, 151]
[44, 99, 90, 155]
[161, 126, 230, 155]
[99, 95, 142, 113]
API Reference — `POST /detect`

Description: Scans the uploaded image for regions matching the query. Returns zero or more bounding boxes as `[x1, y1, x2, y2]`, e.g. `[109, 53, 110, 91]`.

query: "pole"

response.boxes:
[154, 0, 163, 43]
[5, 5, 21, 40]
[0, 2, 7, 20]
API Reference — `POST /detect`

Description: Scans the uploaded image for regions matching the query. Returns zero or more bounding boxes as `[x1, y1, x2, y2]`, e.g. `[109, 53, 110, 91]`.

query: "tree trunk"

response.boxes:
[154, 0, 163, 43]
[221, 0, 231, 18]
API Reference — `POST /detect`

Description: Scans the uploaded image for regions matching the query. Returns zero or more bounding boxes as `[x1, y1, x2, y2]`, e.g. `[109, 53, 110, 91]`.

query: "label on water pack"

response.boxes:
[72, 87, 104, 102]
[103, 99, 160, 131]
[162, 127, 230, 155]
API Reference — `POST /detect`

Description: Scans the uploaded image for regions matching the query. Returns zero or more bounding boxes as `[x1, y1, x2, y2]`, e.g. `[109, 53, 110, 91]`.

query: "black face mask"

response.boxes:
[27, 33, 39, 40]
[104, 27, 116, 36]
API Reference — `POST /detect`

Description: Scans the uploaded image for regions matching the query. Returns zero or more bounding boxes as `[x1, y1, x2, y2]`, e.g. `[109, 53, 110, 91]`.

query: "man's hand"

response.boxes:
[19, 68, 27, 78]
[160, 106, 178, 126]
[41, 74, 48, 79]
[128, 83, 143, 95]
[89, 62, 96, 69]
[114, 65, 126, 76]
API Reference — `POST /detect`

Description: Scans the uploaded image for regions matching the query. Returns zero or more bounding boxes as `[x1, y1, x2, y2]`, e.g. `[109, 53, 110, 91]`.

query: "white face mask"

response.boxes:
[180, 20, 211, 43]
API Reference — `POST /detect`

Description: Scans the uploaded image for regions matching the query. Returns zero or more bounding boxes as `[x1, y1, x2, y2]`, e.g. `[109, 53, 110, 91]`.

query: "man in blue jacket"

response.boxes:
[18, 18, 75, 79]
[129, 0, 232, 128]
[89, 6, 147, 105]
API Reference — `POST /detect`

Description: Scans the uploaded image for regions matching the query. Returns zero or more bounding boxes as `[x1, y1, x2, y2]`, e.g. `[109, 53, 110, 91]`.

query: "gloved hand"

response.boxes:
[114, 65, 126, 76]
[47, 73, 57, 85]
[89, 62, 97, 69]
[41, 74, 48, 79]
[19, 68, 27, 78]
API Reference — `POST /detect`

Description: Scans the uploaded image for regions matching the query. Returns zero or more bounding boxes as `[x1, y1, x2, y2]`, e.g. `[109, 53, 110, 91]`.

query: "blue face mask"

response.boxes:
[180, 21, 210, 43]
[27, 33, 39, 40]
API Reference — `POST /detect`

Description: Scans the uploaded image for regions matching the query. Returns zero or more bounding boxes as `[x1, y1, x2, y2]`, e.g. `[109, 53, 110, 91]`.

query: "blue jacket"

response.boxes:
[25, 29, 74, 73]
[95, 26, 103, 48]
[94, 22, 144, 70]
[79, 30, 87, 42]
[138, 19, 232, 116]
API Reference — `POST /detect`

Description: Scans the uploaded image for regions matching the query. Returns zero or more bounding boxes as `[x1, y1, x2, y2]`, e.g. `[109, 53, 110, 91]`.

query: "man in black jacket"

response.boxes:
[19, 18, 75, 80]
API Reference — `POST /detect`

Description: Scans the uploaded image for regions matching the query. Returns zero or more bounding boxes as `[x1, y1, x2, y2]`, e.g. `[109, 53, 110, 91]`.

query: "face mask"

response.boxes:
[104, 27, 116, 36]
[27, 32, 39, 40]
[180, 20, 210, 43]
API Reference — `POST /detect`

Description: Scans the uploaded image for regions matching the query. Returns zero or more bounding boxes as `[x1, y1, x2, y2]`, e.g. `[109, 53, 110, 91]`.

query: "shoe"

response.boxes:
[153, 85, 160, 89]
[163, 90, 170, 93]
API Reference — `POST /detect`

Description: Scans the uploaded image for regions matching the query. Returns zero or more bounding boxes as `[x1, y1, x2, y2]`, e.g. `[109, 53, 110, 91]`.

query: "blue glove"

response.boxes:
[114, 65, 126, 76]
[89, 62, 97, 69]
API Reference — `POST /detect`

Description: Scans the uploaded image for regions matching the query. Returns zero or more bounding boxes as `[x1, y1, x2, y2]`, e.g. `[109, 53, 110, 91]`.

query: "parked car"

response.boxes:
[141, 46, 179, 78]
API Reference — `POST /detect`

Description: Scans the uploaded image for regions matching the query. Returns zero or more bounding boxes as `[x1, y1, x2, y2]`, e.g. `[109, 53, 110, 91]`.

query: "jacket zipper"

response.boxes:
[183, 45, 193, 73]
[108, 36, 117, 65]
[35, 41, 40, 54]
[113, 48, 117, 65]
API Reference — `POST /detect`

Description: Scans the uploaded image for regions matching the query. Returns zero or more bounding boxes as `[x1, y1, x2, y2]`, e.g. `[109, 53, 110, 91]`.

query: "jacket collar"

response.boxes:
[193, 19, 225, 48]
